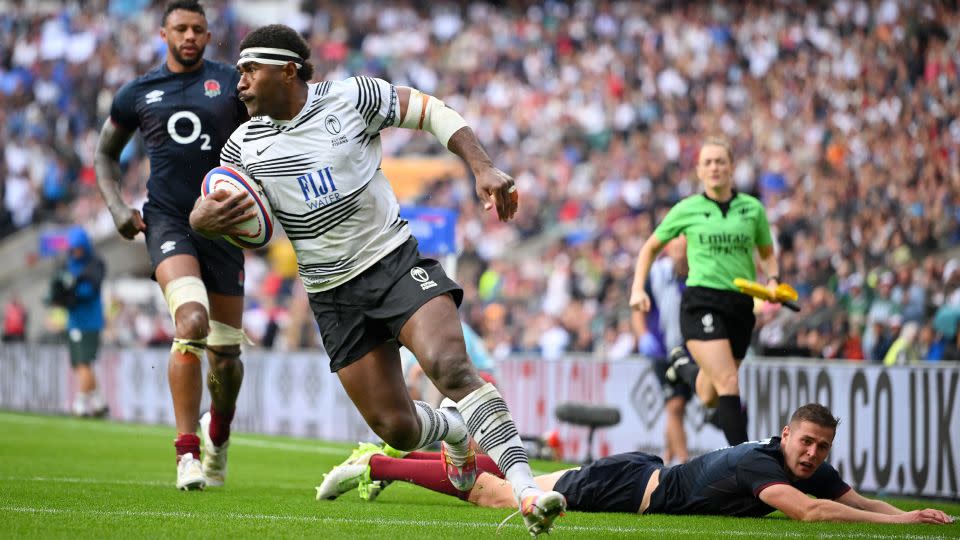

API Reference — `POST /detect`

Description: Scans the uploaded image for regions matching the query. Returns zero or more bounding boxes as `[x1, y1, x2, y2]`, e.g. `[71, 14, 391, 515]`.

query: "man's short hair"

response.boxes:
[239, 24, 314, 82]
[790, 403, 840, 430]
[162, 0, 206, 26]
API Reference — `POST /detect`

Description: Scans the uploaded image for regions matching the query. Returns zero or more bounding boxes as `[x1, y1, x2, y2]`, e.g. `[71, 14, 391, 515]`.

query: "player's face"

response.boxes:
[696, 144, 733, 193]
[236, 62, 287, 118]
[781, 420, 835, 480]
[161, 9, 210, 68]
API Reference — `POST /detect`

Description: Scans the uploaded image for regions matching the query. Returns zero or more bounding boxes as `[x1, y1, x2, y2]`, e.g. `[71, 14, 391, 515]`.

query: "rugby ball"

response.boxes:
[200, 166, 274, 249]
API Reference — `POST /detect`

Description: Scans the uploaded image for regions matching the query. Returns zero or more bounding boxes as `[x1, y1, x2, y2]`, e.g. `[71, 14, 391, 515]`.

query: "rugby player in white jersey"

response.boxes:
[189, 24, 564, 535]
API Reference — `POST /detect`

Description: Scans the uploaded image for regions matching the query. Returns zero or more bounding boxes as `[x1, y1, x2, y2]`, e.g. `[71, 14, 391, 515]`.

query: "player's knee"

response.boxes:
[164, 276, 209, 339]
[369, 413, 420, 450]
[715, 372, 740, 395]
[429, 356, 481, 397]
[174, 304, 209, 340]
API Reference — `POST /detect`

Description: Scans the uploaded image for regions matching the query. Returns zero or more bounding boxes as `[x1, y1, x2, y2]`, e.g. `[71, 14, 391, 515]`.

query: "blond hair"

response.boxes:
[699, 136, 733, 162]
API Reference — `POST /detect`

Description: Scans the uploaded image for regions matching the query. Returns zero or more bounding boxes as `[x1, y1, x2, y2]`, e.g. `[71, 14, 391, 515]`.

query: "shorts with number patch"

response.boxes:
[679, 286, 755, 360]
[553, 452, 664, 513]
[307, 236, 464, 372]
[143, 206, 245, 296]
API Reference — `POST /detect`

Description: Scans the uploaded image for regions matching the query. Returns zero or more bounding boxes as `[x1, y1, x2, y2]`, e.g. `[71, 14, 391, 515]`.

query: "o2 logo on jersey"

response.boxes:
[167, 111, 212, 150]
[297, 166, 341, 210]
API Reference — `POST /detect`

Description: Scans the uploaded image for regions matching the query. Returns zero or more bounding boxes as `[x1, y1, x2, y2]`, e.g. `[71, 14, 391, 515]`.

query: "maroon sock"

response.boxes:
[476, 454, 504, 478]
[403, 451, 504, 478]
[175, 433, 201, 462]
[370, 454, 472, 500]
[405, 451, 443, 460]
[209, 405, 235, 447]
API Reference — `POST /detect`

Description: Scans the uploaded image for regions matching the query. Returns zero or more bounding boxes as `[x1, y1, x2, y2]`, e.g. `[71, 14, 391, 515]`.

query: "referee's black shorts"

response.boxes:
[553, 452, 664, 513]
[679, 286, 755, 360]
[308, 236, 463, 372]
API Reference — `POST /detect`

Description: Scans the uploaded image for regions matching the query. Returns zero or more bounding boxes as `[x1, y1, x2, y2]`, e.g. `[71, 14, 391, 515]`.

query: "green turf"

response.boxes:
[0, 411, 957, 539]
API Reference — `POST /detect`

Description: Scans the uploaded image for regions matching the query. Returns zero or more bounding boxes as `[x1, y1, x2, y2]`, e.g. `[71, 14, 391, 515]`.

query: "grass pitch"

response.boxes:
[1, 411, 957, 539]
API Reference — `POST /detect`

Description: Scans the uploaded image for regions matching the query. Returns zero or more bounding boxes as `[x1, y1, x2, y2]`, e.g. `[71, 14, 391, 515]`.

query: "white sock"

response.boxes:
[88, 389, 105, 411]
[437, 398, 470, 461]
[457, 383, 538, 501]
[413, 400, 468, 450]
[72, 392, 89, 416]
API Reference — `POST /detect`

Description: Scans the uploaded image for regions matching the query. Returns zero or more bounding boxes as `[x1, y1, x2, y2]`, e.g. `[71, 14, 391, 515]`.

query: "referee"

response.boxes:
[630, 136, 780, 446]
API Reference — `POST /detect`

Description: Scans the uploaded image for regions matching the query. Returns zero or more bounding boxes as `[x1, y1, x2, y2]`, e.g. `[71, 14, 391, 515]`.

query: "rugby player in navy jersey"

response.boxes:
[188, 24, 564, 535]
[323, 404, 954, 526]
[94, 0, 249, 491]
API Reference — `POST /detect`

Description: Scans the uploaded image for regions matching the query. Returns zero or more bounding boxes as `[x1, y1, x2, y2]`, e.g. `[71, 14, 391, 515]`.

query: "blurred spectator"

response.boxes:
[48, 226, 107, 417]
[1, 1, 959, 361]
[883, 321, 922, 365]
[2, 295, 28, 342]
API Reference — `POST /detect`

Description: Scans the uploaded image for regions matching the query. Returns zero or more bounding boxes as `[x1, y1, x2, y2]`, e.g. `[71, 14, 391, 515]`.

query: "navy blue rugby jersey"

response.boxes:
[109, 60, 246, 216]
[649, 436, 850, 517]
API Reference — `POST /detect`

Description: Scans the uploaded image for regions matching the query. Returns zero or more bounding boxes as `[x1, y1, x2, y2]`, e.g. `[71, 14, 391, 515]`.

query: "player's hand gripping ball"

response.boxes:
[200, 166, 274, 249]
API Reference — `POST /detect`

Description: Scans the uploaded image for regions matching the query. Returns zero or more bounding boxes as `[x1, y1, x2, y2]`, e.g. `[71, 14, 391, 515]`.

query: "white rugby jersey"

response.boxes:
[220, 76, 410, 292]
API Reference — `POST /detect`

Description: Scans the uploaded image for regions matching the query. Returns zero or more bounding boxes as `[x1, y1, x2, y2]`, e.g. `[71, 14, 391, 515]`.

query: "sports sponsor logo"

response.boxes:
[744, 362, 960, 499]
[203, 79, 221, 98]
[167, 110, 212, 150]
[324, 115, 341, 135]
[410, 267, 437, 291]
[701, 313, 714, 333]
[297, 167, 341, 210]
[145, 89, 164, 104]
[256, 143, 275, 156]
[160, 240, 177, 254]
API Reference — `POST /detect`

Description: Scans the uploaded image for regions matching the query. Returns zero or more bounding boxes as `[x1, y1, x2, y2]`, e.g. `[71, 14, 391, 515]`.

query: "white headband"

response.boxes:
[237, 47, 303, 68]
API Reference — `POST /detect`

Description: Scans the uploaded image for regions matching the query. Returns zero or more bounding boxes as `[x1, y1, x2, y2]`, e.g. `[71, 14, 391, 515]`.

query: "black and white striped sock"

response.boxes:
[457, 383, 537, 501]
[414, 400, 468, 449]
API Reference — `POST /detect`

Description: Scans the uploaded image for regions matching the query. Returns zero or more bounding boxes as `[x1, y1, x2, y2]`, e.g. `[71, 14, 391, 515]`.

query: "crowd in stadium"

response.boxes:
[2, 1, 959, 363]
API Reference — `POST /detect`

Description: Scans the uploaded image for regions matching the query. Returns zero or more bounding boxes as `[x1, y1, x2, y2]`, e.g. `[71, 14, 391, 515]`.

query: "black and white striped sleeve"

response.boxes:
[344, 76, 398, 135]
[219, 126, 250, 176]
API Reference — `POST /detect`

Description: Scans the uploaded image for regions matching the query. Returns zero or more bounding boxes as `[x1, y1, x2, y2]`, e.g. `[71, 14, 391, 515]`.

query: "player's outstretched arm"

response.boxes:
[394, 86, 517, 222]
[836, 488, 904, 515]
[759, 484, 954, 524]
[94, 120, 144, 240]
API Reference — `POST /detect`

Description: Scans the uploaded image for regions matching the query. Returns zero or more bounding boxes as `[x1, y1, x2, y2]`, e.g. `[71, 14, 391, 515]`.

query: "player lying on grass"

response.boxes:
[317, 403, 954, 526]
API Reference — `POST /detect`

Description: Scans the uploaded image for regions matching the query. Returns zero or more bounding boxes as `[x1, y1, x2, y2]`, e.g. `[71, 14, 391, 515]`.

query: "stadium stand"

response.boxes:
[0, 0, 959, 363]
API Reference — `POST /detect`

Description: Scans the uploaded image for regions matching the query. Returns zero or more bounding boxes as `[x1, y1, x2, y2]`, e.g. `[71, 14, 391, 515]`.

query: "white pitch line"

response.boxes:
[0, 476, 310, 491]
[0, 506, 951, 539]
[0, 413, 349, 455]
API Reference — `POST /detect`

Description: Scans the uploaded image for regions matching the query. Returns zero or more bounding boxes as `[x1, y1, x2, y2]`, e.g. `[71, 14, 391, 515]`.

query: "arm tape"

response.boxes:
[398, 89, 468, 148]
